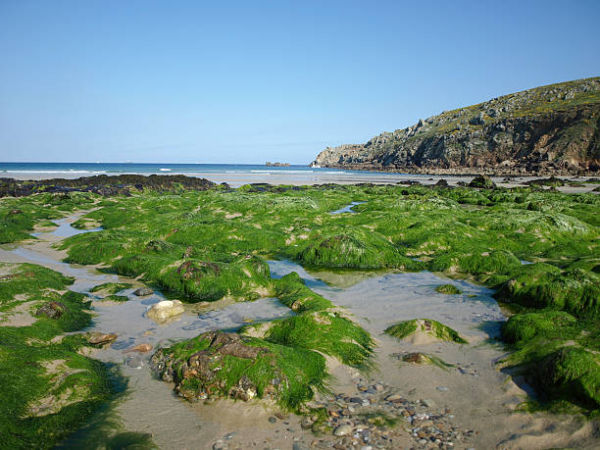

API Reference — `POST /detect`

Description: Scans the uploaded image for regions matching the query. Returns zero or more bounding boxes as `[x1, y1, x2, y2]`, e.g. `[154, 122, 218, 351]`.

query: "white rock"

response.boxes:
[147, 300, 185, 322]
[333, 425, 352, 436]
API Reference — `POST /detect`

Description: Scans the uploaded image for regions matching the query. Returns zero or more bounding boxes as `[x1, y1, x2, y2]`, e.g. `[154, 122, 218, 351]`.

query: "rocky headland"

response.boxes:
[312, 77, 600, 175]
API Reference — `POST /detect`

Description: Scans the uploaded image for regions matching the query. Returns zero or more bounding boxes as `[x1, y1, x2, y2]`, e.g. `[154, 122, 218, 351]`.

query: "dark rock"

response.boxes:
[468, 175, 497, 189]
[133, 287, 154, 296]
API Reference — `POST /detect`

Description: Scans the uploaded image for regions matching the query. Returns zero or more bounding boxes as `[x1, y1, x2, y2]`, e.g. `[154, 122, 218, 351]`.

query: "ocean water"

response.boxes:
[0, 162, 427, 187]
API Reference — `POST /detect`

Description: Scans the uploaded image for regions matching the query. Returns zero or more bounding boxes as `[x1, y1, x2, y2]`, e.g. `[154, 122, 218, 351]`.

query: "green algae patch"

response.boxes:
[527, 347, 600, 411]
[273, 272, 333, 312]
[435, 284, 462, 295]
[293, 230, 419, 270]
[263, 312, 374, 368]
[9, 180, 599, 414]
[0, 263, 114, 448]
[0, 191, 99, 244]
[89, 282, 132, 295]
[496, 264, 600, 316]
[502, 311, 577, 346]
[385, 319, 467, 345]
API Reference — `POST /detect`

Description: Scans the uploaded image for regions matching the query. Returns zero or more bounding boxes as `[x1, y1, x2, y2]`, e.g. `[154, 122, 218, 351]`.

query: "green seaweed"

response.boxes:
[385, 319, 467, 344]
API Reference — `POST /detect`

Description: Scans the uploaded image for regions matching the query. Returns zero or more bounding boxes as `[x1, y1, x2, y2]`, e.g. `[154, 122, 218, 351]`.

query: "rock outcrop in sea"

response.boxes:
[311, 77, 600, 175]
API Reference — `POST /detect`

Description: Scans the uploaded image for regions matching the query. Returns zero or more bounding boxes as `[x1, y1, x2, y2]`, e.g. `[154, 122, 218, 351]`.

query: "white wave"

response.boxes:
[3, 170, 107, 174]
[159, 168, 172, 172]
[250, 170, 313, 174]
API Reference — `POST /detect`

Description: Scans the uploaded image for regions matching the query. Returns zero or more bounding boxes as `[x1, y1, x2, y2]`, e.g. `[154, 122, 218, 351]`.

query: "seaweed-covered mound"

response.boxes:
[293, 230, 419, 270]
[151, 330, 328, 410]
[385, 319, 467, 345]
[435, 284, 462, 295]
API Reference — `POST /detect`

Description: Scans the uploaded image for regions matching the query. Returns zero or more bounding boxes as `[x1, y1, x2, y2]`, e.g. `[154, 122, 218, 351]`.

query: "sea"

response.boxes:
[0, 162, 428, 187]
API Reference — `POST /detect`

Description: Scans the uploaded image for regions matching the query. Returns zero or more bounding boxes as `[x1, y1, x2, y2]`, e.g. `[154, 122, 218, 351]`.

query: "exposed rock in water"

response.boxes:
[35, 301, 66, 319]
[133, 287, 154, 296]
[146, 300, 185, 322]
[123, 343, 153, 353]
[311, 77, 600, 175]
[87, 332, 118, 346]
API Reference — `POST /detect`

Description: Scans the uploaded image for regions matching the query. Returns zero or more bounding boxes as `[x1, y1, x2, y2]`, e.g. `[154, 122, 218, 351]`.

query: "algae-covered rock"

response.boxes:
[496, 264, 600, 315]
[294, 230, 418, 270]
[150, 331, 327, 410]
[435, 284, 462, 295]
[385, 319, 467, 344]
[35, 301, 66, 319]
[535, 347, 600, 408]
[468, 175, 496, 189]
[502, 311, 577, 345]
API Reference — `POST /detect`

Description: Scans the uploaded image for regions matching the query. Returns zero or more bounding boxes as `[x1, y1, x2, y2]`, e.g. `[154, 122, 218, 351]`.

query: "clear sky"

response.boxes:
[1, 0, 599, 164]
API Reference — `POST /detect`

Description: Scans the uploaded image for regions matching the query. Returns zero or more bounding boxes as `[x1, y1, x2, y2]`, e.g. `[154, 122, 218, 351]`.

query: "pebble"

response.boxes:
[333, 425, 352, 436]
[436, 386, 450, 392]
[268, 416, 277, 423]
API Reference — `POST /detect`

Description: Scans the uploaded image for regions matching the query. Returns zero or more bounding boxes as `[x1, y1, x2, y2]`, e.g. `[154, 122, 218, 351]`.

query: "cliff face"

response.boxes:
[312, 77, 600, 175]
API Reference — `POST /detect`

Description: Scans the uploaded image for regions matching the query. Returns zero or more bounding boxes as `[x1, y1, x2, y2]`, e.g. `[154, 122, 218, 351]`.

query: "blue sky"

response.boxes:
[1, 0, 599, 164]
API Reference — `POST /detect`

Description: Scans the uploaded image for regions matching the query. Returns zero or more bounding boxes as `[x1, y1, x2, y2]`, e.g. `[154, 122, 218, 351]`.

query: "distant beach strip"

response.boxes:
[0, 162, 427, 187]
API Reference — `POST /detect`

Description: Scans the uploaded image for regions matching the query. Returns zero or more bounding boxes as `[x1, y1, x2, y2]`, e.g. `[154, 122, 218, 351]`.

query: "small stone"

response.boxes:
[293, 443, 310, 450]
[385, 394, 404, 403]
[421, 399, 436, 407]
[333, 425, 352, 436]
[88, 332, 118, 345]
[300, 416, 316, 429]
[133, 287, 154, 296]
[268, 416, 277, 423]
[436, 386, 449, 392]
[212, 440, 226, 450]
